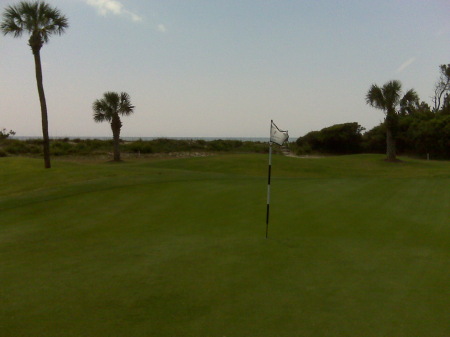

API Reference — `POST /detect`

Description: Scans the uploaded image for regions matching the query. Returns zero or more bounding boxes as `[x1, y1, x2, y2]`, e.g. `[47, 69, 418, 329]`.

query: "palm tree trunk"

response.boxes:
[111, 118, 122, 162]
[113, 133, 121, 161]
[385, 112, 398, 162]
[33, 49, 51, 168]
[386, 127, 397, 161]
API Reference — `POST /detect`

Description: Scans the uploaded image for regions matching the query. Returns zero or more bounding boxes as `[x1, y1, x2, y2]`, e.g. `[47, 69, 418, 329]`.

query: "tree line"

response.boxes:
[295, 64, 450, 160]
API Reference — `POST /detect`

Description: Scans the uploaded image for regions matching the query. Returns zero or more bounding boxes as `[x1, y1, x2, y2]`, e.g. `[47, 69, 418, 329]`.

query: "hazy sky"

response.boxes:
[1, 0, 449, 138]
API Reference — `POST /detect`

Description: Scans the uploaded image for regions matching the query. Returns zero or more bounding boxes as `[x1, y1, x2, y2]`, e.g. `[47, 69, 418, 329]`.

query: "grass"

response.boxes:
[1, 154, 449, 336]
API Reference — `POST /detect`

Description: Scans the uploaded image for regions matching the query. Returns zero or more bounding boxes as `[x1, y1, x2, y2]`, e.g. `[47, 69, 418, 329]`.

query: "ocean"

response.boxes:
[13, 136, 271, 142]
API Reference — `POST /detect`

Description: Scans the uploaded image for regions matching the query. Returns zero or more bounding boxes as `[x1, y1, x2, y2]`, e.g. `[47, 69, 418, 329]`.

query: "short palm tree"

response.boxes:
[366, 80, 418, 161]
[1, 1, 68, 168]
[93, 92, 135, 162]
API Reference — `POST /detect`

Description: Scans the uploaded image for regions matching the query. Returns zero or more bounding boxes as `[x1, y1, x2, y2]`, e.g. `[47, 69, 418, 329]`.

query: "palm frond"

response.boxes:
[93, 111, 107, 123]
[92, 92, 119, 123]
[366, 84, 386, 110]
[118, 92, 135, 116]
[401, 89, 419, 105]
[104, 92, 120, 110]
[92, 99, 112, 123]
[400, 89, 419, 114]
[382, 80, 402, 111]
[36, 1, 68, 42]
[1, 4, 24, 37]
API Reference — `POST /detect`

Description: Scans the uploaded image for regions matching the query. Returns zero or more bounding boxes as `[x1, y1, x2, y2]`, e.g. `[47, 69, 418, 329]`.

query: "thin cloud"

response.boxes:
[85, 0, 143, 22]
[396, 57, 416, 73]
[157, 24, 167, 33]
[127, 11, 143, 23]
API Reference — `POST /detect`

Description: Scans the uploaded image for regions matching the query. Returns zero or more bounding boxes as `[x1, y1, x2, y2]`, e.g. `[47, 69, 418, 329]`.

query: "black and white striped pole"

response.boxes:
[265, 120, 288, 239]
[266, 136, 272, 239]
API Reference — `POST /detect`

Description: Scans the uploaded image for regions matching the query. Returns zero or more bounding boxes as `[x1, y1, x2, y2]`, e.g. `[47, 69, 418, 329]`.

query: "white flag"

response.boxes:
[270, 121, 289, 145]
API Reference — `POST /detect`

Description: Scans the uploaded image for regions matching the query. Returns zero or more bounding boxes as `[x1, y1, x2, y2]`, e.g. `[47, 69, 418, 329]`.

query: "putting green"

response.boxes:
[1, 154, 449, 336]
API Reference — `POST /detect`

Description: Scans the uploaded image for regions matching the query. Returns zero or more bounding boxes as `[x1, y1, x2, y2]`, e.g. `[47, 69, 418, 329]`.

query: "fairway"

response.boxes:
[1, 154, 449, 336]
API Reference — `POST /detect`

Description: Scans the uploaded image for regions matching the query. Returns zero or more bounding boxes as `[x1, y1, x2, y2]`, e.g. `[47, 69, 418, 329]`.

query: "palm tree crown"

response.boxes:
[366, 80, 418, 115]
[1, 1, 68, 52]
[93, 92, 135, 123]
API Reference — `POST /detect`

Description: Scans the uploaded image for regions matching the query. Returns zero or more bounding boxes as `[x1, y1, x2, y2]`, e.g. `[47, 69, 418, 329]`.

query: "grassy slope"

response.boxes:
[0, 154, 449, 337]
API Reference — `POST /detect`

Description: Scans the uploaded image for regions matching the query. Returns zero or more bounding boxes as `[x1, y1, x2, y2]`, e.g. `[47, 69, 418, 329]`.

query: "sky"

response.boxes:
[1, 0, 449, 139]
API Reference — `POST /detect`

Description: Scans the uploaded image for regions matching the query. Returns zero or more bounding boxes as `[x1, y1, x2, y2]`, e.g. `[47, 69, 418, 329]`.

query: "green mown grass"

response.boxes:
[1, 154, 449, 336]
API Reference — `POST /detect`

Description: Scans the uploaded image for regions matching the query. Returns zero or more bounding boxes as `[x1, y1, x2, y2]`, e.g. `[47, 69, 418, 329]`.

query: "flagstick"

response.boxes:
[266, 141, 272, 239]
[266, 119, 288, 239]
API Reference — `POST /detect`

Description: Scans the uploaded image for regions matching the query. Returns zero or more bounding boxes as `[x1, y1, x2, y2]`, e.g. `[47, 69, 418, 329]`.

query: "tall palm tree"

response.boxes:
[93, 92, 135, 162]
[1, 1, 68, 168]
[366, 80, 418, 161]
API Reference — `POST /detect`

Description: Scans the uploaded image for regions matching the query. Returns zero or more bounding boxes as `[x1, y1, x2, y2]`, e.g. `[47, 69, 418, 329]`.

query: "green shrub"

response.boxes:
[239, 141, 268, 153]
[295, 143, 312, 155]
[25, 139, 43, 146]
[50, 141, 75, 156]
[150, 138, 191, 152]
[124, 140, 153, 154]
[296, 122, 364, 154]
[72, 140, 111, 155]
[4, 140, 30, 154]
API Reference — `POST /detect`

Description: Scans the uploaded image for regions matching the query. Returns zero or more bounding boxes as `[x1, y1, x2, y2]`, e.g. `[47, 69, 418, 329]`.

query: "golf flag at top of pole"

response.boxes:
[266, 120, 288, 238]
[270, 121, 289, 145]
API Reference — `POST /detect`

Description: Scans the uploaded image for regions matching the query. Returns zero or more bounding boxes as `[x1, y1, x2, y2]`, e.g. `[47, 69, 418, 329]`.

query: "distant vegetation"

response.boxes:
[294, 122, 364, 155]
[0, 138, 274, 158]
[294, 109, 450, 160]
[295, 63, 450, 160]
